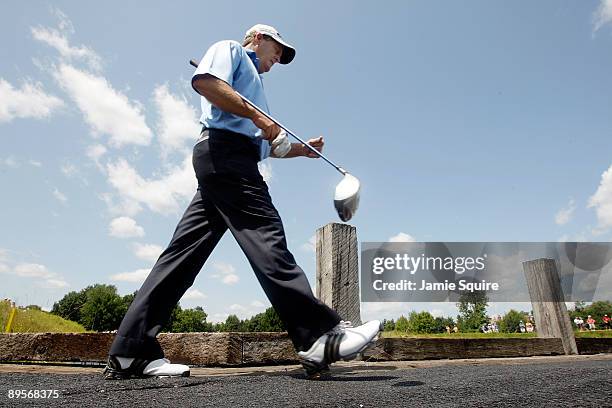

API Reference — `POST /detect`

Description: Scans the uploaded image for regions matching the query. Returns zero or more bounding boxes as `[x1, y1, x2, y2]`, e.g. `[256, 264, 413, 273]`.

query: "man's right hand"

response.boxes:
[252, 113, 281, 141]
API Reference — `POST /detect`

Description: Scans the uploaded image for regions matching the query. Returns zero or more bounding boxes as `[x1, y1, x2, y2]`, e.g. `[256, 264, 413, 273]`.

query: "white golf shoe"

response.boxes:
[104, 355, 190, 379]
[298, 320, 381, 379]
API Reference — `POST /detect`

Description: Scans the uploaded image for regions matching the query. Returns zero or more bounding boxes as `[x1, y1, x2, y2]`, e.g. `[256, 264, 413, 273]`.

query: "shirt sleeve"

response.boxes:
[192, 40, 241, 86]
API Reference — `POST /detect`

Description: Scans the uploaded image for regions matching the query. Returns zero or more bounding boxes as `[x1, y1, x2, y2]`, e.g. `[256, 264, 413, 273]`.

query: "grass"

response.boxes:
[381, 331, 538, 339]
[0, 300, 86, 333]
[382, 330, 612, 339]
[575, 330, 612, 338]
[0, 301, 9, 330]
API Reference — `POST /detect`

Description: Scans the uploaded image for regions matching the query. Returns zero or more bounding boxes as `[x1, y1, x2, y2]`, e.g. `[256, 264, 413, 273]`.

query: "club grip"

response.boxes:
[190, 59, 198, 68]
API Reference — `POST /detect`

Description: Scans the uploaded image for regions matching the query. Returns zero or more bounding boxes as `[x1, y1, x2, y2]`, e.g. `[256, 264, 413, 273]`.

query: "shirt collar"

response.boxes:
[245, 49, 260, 71]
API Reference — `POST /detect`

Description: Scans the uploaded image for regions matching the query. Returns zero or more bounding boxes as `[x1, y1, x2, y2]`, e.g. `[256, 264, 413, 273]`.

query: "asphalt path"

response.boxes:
[0, 355, 610, 407]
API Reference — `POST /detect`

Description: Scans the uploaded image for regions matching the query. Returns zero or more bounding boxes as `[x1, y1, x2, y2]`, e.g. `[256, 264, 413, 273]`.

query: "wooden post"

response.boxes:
[316, 223, 362, 326]
[522, 258, 578, 355]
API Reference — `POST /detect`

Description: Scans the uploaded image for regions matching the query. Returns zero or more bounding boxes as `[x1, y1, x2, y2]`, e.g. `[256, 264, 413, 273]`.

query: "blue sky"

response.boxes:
[1, 1, 612, 323]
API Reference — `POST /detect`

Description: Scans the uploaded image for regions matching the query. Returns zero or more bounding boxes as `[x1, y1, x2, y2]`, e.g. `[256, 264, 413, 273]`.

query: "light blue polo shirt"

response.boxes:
[192, 40, 271, 160]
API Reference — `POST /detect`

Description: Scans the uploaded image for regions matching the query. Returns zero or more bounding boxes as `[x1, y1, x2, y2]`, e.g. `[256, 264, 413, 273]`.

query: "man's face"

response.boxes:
[255, 35, 283, 74]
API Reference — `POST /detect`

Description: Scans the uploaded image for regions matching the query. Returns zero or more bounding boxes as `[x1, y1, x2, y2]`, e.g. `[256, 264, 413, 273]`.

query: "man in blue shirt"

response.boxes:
[104, 24, 380, 381]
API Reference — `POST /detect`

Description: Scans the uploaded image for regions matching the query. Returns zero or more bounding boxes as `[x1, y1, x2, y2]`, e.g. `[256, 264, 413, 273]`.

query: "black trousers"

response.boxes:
[109, 129, 341, 359]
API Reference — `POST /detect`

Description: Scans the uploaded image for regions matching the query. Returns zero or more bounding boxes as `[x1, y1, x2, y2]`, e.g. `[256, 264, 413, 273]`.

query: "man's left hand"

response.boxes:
[304, 136, 324, 158]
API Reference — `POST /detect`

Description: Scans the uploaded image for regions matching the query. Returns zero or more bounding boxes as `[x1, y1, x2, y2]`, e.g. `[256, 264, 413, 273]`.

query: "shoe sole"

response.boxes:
[301, 329, 381, 379]
[104, 370, 190, 380]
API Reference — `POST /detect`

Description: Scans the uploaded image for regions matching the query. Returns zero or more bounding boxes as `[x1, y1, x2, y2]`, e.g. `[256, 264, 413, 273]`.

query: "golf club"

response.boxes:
[189, 59, 360, 222]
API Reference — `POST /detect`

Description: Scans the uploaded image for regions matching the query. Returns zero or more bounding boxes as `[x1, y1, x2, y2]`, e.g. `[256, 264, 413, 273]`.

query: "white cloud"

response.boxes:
[258, 161, 273, 182]
[60, 162, 88, 185]
[53, 188, 68, 203]
[31, 21, 102, 71]
[0, 79, 64, 123]
[251, 300, 266, 308]
[42, 278, 69, 289]
[221, 300, 269, 320]
[555, 198, 575, 225]
[301, 235, 316, 252]
[211, 261, 240, 285]
[106, 155, 196, 215]
[0, 263, 9, 273]
[153, 84, 199, 154]
[1, 157, 19, 168]
[29, 160, 42, 167]
[594, 0, 612, 32]
[110, 268, 150, 283]
[51, 7, 74, 33]
[53, 64, 152, 147]
[109, 216, 145, 238]
[61, 163, 77, 177]
[588, 165, 612, 233]
[182, 288, 207, 300]
[11, 263, 69, 288]
[229, 304, 247, 312]
[133, 243, 163, 263]
[99, 192, 143, 217]
[222, 274, 239, 285]
[389, 232, 416, 242]
[14, 263, 55, 279]
[86, 144, 107, 168]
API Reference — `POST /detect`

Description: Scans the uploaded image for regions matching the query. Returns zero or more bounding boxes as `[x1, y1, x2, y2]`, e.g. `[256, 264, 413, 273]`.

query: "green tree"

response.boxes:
[499, 309, 525, 333]
[456, 290, 489, 332]
[382, 319, 396, 331]
[223, 314, 243, 332]
[569, 301, 612, 327]
[79, 284, 126, 331]
[245, 307, 285, 332]
[407, 311, 437, 334]
[162, 304, 183, 332]
[395, 315, 409, 332]
[582, 301, 612, 325]
[122, 291, 138, 310]
[171, 306, 210, 332]
[51, 290, 88, 323]
[433, 316, 455, 333]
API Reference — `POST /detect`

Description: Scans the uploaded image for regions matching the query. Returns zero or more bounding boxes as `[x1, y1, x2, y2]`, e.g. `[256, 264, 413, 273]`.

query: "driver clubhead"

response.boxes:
[334, 173, 361, 222]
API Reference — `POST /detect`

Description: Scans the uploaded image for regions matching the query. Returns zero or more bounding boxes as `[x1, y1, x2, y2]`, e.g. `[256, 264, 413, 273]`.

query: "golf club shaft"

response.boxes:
[190, 59, 347, 175]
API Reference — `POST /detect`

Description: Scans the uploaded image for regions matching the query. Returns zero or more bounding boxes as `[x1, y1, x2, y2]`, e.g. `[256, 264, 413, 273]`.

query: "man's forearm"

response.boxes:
[192, 74, 257, 120]
[271, 143, 306, 159]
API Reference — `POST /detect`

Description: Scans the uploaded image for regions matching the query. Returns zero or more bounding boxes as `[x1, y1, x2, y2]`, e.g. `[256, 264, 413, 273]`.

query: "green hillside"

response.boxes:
[0, 300, 86, 333]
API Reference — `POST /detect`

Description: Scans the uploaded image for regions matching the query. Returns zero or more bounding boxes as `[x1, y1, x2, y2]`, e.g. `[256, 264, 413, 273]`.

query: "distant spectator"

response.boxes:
[526, 321, 534, 333]
[519, 321, 526, 333]
[601, 315, 610, 330]
[586, 315, 596, 330]
[574, 316, 584, 331]
[453, 325, 459, 333]
[445, 325, 451, 334]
